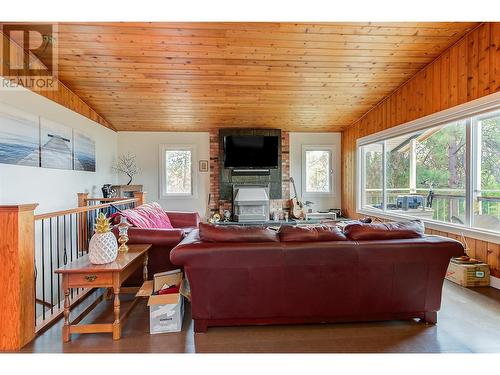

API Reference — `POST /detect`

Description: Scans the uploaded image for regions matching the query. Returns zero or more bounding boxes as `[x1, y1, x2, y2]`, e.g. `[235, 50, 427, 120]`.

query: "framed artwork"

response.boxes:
[73, 131, 96, 172]
[40, 118, 73, 170]
[0, 103, 40, 167]
[199, 159, 209, 172]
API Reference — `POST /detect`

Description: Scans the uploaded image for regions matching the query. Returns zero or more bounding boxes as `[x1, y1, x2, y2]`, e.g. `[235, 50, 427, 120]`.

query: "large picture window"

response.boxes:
[358, 105, 500, 236]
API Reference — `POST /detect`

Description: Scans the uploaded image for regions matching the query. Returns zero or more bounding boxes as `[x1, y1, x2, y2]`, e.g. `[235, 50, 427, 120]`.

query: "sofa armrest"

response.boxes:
[113, 227, 185, 247]
[166, 211, 201, 229]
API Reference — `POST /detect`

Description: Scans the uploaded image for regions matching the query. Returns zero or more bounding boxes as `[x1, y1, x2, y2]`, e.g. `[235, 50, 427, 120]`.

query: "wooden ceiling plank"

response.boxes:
[34, 21, 479, 132]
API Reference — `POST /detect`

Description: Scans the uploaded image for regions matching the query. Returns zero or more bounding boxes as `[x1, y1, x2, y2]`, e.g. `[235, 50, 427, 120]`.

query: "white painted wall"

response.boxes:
[117, 132, 210, 216]
[0, 86, 117, 214]
[289, 132, 342, 211]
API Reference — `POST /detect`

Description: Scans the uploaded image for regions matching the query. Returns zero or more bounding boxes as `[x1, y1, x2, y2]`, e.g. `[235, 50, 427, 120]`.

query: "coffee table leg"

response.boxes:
[112, 287, 121, 340]
[63, 288, 71, 342]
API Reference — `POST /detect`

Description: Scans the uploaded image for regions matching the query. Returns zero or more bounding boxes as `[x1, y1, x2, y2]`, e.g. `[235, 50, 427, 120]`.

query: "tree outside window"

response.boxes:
[163, 149, 193, 196]
[305, 150, 331, 193]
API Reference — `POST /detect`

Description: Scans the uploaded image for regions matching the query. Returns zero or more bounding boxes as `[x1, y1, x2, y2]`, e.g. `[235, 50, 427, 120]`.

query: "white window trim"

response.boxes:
[301, 145, 335, 198]
[355, 91, 500, 244]
[159, 144, 198, 200]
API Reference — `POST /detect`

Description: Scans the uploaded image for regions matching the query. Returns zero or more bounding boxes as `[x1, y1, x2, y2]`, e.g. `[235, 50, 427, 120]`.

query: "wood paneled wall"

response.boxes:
[0, 32, 114, 130]
[31, 82, 114, 130]
[425, 229, 499, 278]
[341, 22, 500, 276]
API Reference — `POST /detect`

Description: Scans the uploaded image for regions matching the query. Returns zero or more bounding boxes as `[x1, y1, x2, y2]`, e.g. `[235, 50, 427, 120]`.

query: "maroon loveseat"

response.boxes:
[112, 208, 200, 285]
[170, 221, 464, 332]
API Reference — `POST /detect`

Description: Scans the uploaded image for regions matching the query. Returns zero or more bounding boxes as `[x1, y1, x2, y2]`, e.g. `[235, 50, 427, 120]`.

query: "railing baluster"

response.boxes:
[34, 221, 38, 323]
[56, 216, 61, 309]
[70, 214, 74, 299]
[41, 219, 45, 320]
[49, 218, 54, 314]
[63, 215, 67, 265]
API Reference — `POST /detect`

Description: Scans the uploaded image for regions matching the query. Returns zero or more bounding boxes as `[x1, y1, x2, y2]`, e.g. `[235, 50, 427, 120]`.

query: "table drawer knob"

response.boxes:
[85, 275, 98, 282]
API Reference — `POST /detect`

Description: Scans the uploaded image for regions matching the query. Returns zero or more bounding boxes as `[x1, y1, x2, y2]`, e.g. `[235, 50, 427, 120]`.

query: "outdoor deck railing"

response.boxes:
[363, 188, 500, 228]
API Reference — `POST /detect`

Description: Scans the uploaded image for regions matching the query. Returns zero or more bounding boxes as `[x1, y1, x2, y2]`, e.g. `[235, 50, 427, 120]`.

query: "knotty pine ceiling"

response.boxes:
[53, 22, 479, 132]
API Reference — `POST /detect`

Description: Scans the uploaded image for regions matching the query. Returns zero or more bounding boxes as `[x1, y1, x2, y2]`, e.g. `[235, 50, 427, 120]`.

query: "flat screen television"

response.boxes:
[223, 135, 279, 168]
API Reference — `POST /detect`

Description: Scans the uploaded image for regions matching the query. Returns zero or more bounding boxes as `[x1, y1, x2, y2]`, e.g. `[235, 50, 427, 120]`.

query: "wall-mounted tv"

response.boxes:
[223, 135, 279, 168]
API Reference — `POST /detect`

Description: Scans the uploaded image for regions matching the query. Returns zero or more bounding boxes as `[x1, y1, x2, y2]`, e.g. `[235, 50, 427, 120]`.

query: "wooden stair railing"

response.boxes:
[0, 194, 144, 351]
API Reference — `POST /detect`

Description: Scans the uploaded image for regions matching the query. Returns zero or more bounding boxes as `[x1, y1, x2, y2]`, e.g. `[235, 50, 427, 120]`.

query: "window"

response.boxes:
[302, 146, 334, 195]
[358, 101, 500, 236]
[473, 110, 500, 231]
[361, 143, 383, 210]
[159, 145, 196, 198]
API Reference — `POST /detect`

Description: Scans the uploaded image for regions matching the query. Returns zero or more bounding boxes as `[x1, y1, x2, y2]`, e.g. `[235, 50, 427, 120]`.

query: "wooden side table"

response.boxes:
[55, 244, 151, 342]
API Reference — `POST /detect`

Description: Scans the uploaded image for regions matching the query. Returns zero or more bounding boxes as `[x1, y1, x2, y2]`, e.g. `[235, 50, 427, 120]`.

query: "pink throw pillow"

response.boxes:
[120, 208, 155, 228]
[120, 202, 173, 229]
[136, 202, 173, 229]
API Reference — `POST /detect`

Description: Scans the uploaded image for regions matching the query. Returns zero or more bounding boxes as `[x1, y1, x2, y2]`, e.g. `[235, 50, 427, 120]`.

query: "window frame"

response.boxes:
[159, 144, 197, 199]
[355, 91, 500, 243]
[301, 145, 335, 198]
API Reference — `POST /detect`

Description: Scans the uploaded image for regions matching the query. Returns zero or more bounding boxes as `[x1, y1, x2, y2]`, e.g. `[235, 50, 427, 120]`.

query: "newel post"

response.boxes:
[133, 191, 146, 206]
[0, 204, 38, 350]
[77, 193, 89, 252]
[77, 192, 89, 208]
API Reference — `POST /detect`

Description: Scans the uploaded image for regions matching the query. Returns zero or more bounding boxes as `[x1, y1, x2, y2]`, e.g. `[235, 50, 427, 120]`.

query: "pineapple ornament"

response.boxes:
[88, 212, 119, 265]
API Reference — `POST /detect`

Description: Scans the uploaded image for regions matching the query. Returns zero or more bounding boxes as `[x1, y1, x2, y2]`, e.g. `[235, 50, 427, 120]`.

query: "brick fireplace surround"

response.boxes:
[209, 130, 290, 216]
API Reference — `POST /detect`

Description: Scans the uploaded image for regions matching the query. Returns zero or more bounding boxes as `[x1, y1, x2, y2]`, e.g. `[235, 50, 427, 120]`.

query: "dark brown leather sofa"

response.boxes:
[170, 221, 464, 333]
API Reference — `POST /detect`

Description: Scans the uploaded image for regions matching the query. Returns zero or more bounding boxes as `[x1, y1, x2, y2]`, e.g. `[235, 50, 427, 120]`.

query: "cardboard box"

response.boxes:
[445, 261, 490, 287]
[136, 271, 184, 334]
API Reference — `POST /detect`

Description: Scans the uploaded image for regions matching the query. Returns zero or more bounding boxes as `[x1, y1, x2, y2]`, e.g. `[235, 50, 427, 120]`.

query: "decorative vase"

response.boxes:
[88, 213, 118, 265]
[102, 184, 115, 198]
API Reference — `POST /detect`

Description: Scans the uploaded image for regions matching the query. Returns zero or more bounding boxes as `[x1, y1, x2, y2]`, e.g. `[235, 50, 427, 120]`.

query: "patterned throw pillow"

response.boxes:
[120, 202, 173, 229]
[140, 202, 173, 229]
[120, 208, 155, 228]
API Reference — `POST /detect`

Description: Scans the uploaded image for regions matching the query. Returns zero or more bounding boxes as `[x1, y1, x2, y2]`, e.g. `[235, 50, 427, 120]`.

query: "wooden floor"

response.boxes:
[22, 281, 500, 353]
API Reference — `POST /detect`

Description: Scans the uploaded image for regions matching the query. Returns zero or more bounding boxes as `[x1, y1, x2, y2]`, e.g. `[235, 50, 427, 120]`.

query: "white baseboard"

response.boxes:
[490, 275, 500, 290]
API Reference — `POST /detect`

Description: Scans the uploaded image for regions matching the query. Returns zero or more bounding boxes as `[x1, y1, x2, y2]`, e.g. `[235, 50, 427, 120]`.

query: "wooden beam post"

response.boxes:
[0, 204, 38, 350]
[133, 191, 146, 206]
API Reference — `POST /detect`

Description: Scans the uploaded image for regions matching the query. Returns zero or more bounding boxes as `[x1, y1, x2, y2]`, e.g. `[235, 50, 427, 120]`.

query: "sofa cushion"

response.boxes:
[279, 225, 347, 242]
[199, 222, 279, 243]
[343, 220, 425, 241]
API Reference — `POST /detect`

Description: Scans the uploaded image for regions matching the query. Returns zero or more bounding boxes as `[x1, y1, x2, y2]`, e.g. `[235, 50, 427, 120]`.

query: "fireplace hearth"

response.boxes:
[232, 184, 270, 222]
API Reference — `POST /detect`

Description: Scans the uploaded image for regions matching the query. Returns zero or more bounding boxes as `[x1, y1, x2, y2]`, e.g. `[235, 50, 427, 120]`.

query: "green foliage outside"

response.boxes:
[166, 150, 192, 194]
